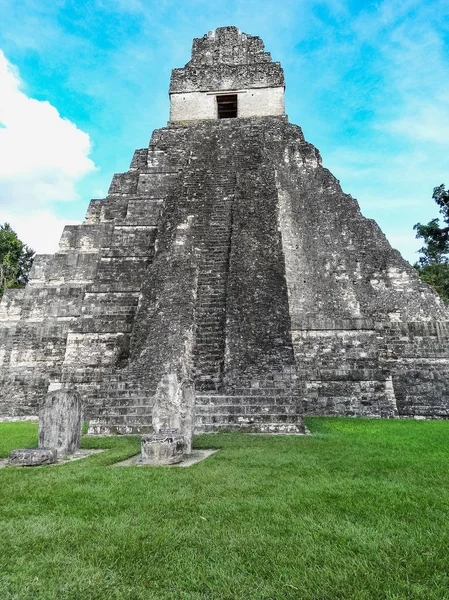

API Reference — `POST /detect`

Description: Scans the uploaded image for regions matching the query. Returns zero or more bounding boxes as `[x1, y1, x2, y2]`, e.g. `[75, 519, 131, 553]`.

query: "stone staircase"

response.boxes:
[194, 372, 304, 434]
[191, 163, 235, 391]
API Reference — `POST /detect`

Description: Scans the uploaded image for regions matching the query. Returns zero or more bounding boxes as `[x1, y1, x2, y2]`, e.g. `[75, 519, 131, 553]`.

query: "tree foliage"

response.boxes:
[0, 223, 35, 299]
[414, 184, 449, 303]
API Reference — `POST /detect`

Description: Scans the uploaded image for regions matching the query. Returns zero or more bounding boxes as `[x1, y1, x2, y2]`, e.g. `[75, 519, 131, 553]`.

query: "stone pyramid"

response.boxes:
[1, 26, 448, 433]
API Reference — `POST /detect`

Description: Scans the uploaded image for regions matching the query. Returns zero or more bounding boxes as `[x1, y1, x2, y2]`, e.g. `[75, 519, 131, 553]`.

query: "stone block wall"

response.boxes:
[170, 87, 285, 122]
[125, 117, 304, 434]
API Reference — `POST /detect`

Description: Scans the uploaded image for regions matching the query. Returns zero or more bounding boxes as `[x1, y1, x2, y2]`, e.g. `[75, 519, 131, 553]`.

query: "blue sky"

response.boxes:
[0, 0, 448, 263]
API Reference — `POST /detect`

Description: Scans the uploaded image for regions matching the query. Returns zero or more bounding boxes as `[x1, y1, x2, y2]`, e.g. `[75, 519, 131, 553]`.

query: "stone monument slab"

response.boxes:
[38, 389, 83, 456]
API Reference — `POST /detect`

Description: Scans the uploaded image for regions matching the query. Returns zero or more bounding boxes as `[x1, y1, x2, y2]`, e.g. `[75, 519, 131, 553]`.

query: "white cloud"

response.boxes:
[1, 210, 80, 255]
[0, 49, 96, 252]
[388, 103, 449, 145]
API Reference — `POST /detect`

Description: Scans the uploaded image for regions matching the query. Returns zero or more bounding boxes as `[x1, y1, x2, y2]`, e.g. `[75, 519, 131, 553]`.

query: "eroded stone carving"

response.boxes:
[140, 433, 185, 465]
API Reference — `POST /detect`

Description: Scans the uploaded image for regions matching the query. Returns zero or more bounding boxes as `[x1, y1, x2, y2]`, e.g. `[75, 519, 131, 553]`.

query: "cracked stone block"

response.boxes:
[8, 447, 57, 467]
[140, 432, 187, 465]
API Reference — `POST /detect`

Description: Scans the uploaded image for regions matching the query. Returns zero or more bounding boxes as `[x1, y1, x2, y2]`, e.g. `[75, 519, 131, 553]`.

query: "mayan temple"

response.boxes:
[1, 26, 449, 434]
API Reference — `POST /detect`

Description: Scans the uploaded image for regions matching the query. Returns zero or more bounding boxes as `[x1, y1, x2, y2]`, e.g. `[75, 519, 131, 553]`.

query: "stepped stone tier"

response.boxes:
[1, 26, 449, 434]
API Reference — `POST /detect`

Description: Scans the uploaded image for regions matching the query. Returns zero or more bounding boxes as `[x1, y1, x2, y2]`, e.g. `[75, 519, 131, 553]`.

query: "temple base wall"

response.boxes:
[169, 87, 284, 122]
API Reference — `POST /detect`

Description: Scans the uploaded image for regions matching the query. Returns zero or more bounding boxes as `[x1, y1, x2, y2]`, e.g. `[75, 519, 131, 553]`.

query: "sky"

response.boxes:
[0, 0, 448, 264]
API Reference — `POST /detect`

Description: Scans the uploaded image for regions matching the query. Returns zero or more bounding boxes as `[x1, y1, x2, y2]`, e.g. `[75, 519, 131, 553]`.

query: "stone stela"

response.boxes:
[8, 389, 83, 466]
[1, 25, 449, 458]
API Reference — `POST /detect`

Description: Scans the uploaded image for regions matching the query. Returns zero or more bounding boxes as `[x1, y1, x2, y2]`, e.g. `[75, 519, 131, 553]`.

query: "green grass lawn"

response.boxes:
[1, 418, 448, 600]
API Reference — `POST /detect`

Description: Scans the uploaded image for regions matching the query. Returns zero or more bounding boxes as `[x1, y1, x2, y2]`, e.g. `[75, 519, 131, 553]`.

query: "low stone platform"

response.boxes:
[8, 448, 57, 466]
[112, 449, 218, 468]
[1, 448, 104, 468]
[0, 416, 39, 423]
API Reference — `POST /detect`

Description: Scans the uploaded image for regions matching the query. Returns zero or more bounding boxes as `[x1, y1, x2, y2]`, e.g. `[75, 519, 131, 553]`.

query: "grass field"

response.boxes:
[0, 418, 448, 600]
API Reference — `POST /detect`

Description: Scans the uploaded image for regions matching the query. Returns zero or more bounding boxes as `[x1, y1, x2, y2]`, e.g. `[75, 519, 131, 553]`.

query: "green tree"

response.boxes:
[0, 223, 35, 299]
[414, 184, 449, 303]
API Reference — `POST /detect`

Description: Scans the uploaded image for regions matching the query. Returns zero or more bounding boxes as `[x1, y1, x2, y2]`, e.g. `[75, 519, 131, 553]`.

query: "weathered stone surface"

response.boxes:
[0, 26, 449, 434]
[8, 447, 57, 467]
[169, 26, 285, 93]
[151, 374, 195, 454]
[140, 432, 186, 465]
[38, 389, 83, 455]
[169, 26, 285, 122]
[139, 371, 195, 463]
